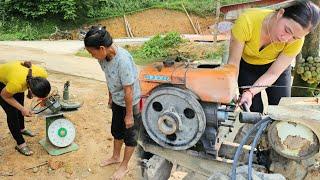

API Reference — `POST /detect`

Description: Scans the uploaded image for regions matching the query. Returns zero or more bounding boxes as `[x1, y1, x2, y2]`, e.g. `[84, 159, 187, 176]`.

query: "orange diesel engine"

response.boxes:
[139, 59, 238, 153]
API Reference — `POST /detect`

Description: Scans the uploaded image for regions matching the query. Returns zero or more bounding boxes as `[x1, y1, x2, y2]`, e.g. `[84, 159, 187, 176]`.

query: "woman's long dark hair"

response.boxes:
[21, 61, 51, 99]
[283, 0, 320, 30]
[84, 26, 113, 49]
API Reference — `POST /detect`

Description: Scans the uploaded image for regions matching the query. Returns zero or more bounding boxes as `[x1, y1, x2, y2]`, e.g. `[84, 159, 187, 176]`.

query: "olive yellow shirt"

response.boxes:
[0, 61, 48, 94]
[232, 8, 304, 65]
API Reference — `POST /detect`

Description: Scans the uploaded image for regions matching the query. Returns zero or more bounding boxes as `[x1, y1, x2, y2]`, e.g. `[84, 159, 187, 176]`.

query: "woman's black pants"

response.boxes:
[0, 82, 25, 145]
[238, 59, 291, 113]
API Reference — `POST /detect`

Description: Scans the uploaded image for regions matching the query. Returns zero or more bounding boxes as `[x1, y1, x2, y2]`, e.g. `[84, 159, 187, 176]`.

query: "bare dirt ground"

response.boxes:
[82, 8, 214, 38]
[0, 72, 140, 180]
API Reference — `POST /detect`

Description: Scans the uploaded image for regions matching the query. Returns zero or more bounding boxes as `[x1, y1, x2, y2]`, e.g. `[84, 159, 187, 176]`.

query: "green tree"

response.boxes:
[3, 0, 78, 20]
[292, 0, 320, 96]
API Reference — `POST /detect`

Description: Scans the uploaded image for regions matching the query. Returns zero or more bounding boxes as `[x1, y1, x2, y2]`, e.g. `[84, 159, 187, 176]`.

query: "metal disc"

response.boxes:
[60, 100, 82, 110]
[142, 86, 206, 150]
[48, 118, 76, 147]
[268, 121, 319, 160]
[60, 94, 83, 110]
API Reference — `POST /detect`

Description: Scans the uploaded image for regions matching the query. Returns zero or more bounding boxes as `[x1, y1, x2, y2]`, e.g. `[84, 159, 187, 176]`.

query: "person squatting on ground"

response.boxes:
[0, 61, 51, 156]
[227, 0, 320, 113]
[84, 26, 141, 180]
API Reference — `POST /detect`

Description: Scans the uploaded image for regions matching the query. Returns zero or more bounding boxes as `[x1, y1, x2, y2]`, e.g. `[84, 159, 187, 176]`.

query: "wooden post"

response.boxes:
[182, 4, 199, 34]
[195, 19, 202, 34]
[123, 15, 131, 38]
[213, 0, 221, 43]
[123, 14, 134, 38]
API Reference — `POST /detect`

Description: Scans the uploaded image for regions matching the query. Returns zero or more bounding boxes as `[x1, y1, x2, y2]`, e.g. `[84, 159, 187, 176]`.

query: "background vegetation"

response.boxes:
[0, 0, 249, 40]
[76, 32, 225, 65]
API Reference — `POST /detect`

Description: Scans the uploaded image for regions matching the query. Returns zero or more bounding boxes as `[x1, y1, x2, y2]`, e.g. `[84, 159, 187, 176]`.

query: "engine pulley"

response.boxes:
[142, 87, 206, 150]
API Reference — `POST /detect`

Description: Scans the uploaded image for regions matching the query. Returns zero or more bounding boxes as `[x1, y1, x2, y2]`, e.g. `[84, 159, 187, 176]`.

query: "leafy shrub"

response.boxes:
[139, 32, 183, 58]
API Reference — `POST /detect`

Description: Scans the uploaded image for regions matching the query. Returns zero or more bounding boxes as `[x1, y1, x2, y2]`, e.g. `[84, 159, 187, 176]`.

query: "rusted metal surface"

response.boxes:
[185, 64, 237, 103]
[283, 136, 311, 152]
[140, 62, 238, 104]
[268, 121, 319, 160]
[139, 62, 186, 96]
[171, 63, 188, 83]
[267, 97, 320, 159]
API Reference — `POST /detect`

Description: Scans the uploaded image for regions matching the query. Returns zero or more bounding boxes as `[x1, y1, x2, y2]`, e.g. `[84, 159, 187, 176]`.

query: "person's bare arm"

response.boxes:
[123, 85, 134, 129]
[227, 35, 246, 77]
[108, 90, 112, 108]
[240, 53, 294, 107]
[0, 88, 32, 116]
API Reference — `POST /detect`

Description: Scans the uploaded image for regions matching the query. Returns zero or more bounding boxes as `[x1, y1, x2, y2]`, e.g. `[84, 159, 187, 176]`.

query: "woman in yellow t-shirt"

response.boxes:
[0, 61, 51, 156]
[228, 0, 320, 113]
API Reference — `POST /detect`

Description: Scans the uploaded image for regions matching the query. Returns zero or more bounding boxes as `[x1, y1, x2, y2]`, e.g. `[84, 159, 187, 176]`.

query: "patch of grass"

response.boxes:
[74, 45, 161, 65]
[146, 0, 215, 17]
[205, 51, 222, 60]
[204, 43, 226, 61]
[0, 20, 41, 40]
[93, 0, 251, 19]
[130, 32, 184, 65]
[0, 17, 86, 41]
[75, 33, 227, 65]
[131, 35, 227, 65]
[75, 48, 92, 58]
[74, 32, 184, 65]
